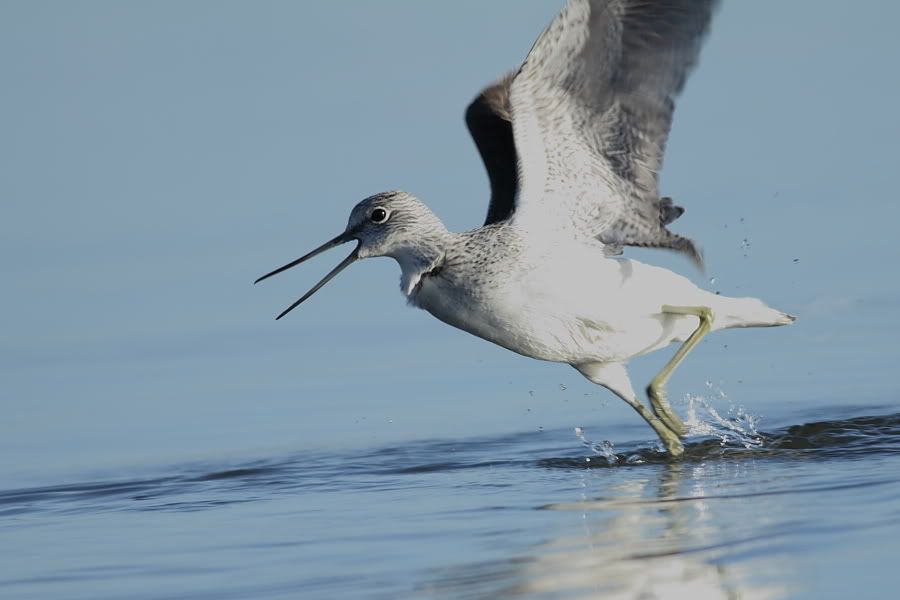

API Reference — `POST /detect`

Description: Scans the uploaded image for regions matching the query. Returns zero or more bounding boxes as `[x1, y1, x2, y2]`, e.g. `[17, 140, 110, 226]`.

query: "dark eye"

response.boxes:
[370, 207, 389, 224]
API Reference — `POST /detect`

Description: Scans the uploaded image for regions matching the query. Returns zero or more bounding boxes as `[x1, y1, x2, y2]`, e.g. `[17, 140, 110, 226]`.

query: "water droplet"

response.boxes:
[559, 383, 567, 391]
[709, 277, 717, 285]
[575, 427, 618, 465]
[684, 386, 764, 449]
[793, 258, 800, 263]
[596, 440, 618, 466]
[538, 426, 544, 432]
[529, 390, 535, 397]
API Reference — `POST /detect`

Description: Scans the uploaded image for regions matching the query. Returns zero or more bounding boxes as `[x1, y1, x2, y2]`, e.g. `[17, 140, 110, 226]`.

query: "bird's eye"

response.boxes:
[370, 207, 390, 224]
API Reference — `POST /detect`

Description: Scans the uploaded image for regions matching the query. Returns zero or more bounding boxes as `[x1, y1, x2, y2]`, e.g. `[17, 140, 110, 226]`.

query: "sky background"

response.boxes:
[2, 0, 899, 484]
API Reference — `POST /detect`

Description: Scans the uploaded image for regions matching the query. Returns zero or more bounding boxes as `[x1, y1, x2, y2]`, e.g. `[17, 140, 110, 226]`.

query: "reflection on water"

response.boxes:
[2, 412, 899, 598]
[426, 413, 900, 598]
[425, 463, 789, 599]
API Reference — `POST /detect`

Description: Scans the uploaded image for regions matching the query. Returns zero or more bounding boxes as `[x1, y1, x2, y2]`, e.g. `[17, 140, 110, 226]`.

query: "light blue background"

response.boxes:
[3, 0, 898, 484]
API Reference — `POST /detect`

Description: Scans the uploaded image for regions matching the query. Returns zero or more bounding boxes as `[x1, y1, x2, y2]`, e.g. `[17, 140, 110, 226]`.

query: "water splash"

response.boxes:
[682, 382, 764, 449]
[574, 427, 618, 466]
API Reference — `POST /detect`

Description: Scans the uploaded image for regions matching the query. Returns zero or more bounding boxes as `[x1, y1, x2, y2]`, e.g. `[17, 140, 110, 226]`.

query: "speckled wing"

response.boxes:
[508, 0, 718, 267]
[466, 72, 688, 231]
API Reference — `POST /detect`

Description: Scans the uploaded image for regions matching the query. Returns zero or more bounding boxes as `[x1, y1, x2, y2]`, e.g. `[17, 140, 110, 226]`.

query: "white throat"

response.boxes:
[393, 247, 445, 297]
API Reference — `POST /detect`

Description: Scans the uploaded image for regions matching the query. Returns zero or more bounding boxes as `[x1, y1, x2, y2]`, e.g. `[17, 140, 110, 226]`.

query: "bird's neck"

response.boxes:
[391, 232, 454, 298]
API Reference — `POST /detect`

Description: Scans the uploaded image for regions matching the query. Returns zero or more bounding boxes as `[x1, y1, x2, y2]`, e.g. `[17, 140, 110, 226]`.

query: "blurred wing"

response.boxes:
[465, 73, 518, 225]
[509, 0, 719, 266]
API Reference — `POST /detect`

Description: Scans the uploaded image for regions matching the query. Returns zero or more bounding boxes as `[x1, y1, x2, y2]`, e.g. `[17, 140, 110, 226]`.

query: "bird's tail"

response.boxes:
[713, 296, 796, 331]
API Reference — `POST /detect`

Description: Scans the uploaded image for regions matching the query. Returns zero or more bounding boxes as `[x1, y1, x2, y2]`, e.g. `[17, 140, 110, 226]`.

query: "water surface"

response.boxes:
[4, 406, 899, 599]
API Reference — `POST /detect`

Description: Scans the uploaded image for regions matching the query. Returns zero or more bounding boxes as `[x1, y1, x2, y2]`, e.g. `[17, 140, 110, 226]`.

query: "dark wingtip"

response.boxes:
[604, 222, 705, 271]
[652, 231, 705, 271]
[659, 197, 686, 226]
[685, 240, 705, 272]
[664, 229, 704, 271]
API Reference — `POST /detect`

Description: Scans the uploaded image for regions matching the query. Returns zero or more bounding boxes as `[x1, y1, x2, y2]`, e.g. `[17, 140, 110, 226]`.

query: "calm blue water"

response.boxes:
[4, 404, 900, 599]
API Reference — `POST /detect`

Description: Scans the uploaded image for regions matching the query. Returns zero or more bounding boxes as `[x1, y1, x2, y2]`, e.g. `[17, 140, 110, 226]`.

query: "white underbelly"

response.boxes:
[413, 257, 704, 364]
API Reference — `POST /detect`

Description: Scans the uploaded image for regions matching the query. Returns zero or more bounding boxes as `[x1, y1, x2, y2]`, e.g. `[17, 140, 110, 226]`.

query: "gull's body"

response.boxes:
[257, 0, 794, 456]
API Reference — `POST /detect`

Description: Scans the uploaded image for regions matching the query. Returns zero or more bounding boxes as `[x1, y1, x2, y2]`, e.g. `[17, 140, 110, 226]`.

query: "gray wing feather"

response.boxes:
[508, 0, 718, 267]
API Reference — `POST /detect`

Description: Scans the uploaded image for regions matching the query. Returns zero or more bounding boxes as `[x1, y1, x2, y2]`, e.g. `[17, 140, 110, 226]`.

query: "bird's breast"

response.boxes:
[408, 252, 707, 365]
[410, 266, 606, 363]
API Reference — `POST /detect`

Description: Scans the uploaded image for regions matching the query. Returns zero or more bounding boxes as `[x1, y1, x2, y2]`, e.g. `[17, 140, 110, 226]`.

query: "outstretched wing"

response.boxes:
[466, 73, 688, 231]
[507, 0, 718, 266]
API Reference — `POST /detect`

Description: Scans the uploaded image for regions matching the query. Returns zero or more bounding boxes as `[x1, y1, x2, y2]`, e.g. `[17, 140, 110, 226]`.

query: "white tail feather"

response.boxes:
[714, 296, 796, 330]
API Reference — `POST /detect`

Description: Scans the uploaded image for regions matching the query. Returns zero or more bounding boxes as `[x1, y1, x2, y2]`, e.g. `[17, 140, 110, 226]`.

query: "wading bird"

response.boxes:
[256, 0, 794, 457]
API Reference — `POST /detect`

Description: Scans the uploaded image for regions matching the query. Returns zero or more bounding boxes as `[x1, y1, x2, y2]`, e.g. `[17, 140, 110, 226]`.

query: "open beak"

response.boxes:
[255, 230, 359, 320]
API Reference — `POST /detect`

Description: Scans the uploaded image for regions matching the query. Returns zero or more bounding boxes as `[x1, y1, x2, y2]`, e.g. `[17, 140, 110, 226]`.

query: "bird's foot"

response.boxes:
[650, 419, 685, 458]
[647, 382, 687, 438]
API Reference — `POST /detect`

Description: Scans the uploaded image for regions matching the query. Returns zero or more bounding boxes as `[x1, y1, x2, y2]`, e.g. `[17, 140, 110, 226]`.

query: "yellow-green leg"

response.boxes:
[647, 305, 715, 437]
[629, 398, 685, 458]
[575, 361, 685, 458]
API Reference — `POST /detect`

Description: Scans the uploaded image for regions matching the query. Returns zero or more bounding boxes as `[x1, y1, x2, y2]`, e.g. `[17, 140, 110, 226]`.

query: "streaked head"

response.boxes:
[255, 191, 446, 319]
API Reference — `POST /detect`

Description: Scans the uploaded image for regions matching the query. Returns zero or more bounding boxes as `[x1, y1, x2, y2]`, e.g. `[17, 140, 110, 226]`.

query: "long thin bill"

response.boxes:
[275, 246, 359, 320]
[255, 232, 351, 285]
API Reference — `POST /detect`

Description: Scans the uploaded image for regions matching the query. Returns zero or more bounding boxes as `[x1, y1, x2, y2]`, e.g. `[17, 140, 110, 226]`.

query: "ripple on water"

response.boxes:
[2, 410, 900, 599]
[0, 411, 898, 518]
